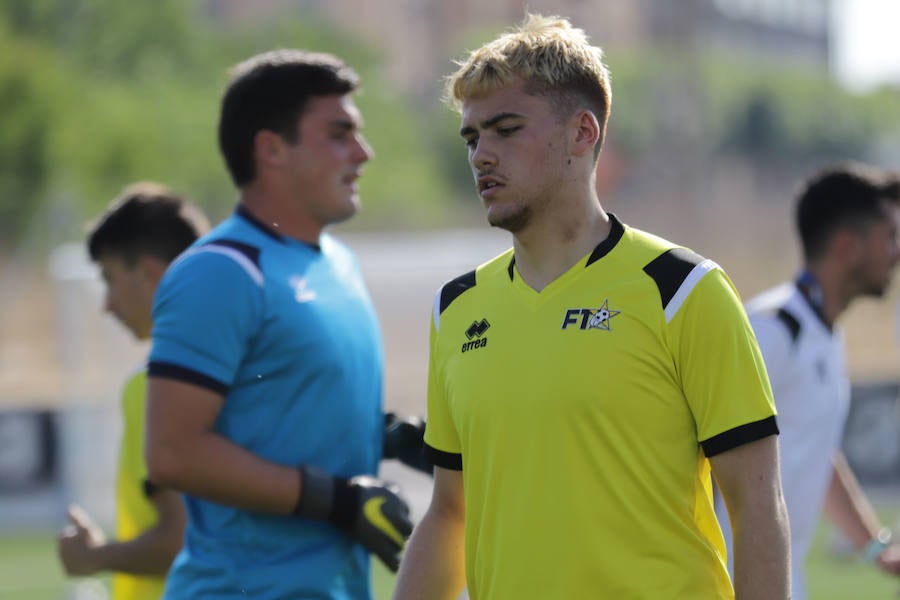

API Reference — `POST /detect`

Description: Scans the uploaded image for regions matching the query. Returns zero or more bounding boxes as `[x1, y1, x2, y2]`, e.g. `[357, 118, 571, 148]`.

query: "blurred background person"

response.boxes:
[715, 163, 900, 600]
[57, 182, 208, 599]
[144, 50, 413, 599]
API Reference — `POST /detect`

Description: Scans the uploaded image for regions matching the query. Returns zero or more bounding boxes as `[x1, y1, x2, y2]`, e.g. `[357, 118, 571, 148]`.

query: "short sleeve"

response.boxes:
[423, 293, 463, 470]
[668, 268, 778, 456]
[149, 248, 264, 393]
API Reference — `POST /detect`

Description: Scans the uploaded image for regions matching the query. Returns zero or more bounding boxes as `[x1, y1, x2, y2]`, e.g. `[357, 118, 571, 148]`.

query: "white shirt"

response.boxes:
[715, 282, 849, 600]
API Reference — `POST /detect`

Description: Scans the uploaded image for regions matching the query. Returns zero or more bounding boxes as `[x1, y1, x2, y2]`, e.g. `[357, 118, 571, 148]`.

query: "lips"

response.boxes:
[477, 175, 503, 194]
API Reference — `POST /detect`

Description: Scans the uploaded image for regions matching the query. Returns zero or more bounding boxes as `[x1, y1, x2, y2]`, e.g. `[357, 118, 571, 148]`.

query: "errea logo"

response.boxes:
[561, 299, 621, 332]
[462, 319, 490, 353]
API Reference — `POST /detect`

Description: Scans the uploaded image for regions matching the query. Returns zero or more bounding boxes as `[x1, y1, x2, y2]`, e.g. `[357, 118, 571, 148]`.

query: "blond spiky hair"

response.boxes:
[444, 14, 611, 134]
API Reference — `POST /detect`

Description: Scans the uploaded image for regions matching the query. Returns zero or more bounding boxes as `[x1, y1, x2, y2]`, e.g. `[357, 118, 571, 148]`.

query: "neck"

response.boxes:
[512, 202, 610, 291]
[240, 182, 322, 245]
[799, 265, 852, 327]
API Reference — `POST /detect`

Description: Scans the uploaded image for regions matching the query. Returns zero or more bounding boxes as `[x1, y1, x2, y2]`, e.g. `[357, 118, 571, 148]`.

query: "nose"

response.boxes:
[353, 134, 373, 163]
[470, 140, 496, 170]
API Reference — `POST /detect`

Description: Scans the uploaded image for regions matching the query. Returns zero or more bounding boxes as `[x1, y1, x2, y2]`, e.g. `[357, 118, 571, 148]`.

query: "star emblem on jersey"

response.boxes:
[588, 299, 621, 331]
[561, 299, 621, 332]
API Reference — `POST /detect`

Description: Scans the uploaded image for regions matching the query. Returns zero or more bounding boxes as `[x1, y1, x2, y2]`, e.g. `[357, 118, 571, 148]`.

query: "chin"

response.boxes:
[488, 208, 530, 233]
[330, 201, 360, 225]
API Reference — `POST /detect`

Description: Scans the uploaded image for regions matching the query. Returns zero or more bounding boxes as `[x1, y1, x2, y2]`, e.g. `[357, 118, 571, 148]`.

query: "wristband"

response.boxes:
[862, 528, 892, 564]
[293, 465, 335, 520]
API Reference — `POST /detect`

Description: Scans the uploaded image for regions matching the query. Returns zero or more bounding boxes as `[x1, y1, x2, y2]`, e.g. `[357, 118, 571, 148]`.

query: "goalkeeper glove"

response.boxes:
[294, 465, 413, 572]
[383, 412, 433, 475]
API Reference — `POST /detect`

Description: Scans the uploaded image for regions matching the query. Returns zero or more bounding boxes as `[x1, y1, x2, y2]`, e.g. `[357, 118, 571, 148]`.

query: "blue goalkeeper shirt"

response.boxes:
[149, 206, 384, 599]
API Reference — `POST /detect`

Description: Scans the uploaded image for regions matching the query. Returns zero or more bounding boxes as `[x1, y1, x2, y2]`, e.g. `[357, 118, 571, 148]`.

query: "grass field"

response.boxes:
[0, 533, 397, 600]
[806, 513, 900, 599]
[4, 512, 900, 600]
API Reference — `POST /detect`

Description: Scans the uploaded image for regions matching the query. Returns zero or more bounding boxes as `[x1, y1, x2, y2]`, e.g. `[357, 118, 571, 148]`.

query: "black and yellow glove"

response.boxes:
[383, 412, 433, 475]
[294, 465, 413, 572]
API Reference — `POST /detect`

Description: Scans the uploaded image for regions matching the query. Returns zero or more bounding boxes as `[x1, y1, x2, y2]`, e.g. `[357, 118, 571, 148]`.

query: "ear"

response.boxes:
[253, 129, 289, 172]
[830, 229, 863, 263]
[136, 254, 169, 286]
[570, 110, 601, 158]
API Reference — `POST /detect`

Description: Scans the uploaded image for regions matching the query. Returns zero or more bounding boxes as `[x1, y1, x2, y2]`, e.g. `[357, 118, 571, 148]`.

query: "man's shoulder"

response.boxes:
[163, 217, 271, 289]
[746, 283, 809, 344]
[433, 247, 514, 317]
[746, 282, 796, 311]
[621, 225, 697, 258]
[618, 226, 725, 317]
[615, 225, 715, 284]
[746, 283, 807, 327]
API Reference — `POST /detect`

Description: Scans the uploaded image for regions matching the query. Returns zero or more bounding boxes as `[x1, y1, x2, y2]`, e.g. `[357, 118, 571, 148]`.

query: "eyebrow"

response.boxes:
[329, 119, 360, 132]
[459, 112, 525, 137]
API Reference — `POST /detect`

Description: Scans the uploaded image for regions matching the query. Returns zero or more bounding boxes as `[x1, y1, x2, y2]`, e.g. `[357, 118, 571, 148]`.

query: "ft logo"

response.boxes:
[462, 319, 490, 352]
[561, 299, 620, 332]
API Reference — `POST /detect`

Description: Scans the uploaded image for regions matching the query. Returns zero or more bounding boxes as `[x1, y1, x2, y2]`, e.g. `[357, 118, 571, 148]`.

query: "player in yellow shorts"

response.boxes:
[57, 182, 208, 599]
[394, 14, 791, 600]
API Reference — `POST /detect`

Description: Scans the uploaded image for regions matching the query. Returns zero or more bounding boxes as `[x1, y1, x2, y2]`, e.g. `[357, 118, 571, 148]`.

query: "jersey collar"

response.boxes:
[795, 270, 831, 331]
[235, 205, 321, 252]
[236, 204, 287, 243]
[506, 213, 625, 281]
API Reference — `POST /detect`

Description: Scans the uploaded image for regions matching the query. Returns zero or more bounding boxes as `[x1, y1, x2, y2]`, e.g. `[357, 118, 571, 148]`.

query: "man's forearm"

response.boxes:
[393, 507, 466, 600]
[147, 430, 299, 514]
[824, 453, 883, 550]
[732, 506, 791, 599]
[90, 527, 180, 576]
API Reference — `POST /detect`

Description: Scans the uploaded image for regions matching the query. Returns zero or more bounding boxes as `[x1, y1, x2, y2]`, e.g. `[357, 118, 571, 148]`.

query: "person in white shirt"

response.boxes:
[716, 163, 900, 600]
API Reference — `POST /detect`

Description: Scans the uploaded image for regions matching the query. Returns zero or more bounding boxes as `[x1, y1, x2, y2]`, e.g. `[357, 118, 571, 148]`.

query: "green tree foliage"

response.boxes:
[0, 1, 454, 249]
[601, 48, 900, 165]
[0, 23, 62, 245]
[4, 0, 200, 79]
[702, 56, 900, 162]
[2, 2, 899, 248]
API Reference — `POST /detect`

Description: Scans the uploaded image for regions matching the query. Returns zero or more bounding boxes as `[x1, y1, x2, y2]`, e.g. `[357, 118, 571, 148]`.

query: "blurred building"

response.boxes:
[203, 0, 831, 95]
[661, 0, 830, 68]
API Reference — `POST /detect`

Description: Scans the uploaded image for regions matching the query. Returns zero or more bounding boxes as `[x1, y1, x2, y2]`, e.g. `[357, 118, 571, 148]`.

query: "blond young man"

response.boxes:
[394, 15, 790, 600]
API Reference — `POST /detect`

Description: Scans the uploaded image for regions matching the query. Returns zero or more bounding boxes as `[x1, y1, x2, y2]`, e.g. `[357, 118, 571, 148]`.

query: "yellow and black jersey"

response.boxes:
[114, 369, 167, 600]
[424, 214, 777, 600]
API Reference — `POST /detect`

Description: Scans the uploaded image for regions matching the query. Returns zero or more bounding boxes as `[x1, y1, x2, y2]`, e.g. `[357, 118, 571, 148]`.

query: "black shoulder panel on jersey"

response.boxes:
[203, 239, 261, 267]
[775, 308, 801, 342]
[642, 247, 705, 310]
[439, 270, 477, 315]
[424, 444, 463, 470]
[700, 415, 780, 457]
